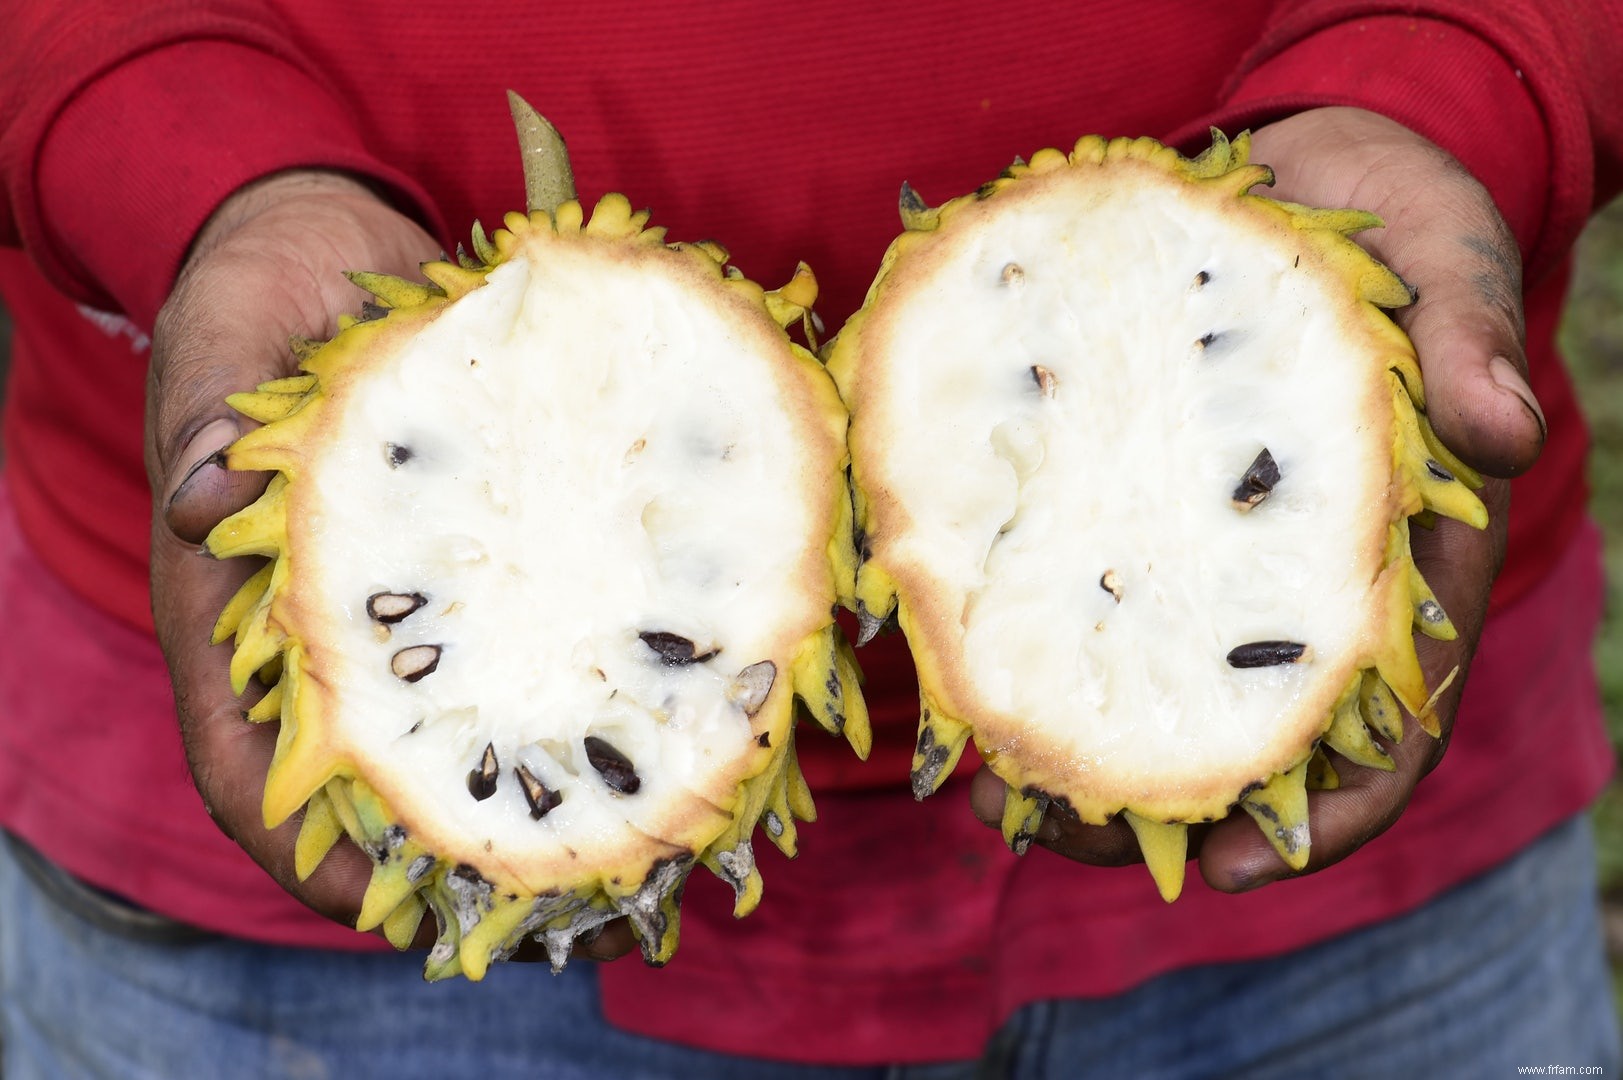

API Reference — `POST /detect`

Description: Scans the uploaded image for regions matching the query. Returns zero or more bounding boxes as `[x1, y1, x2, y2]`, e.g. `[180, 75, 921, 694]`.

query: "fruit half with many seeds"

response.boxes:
[207, 99, 868, 979]
[828, 131, 1485, 901]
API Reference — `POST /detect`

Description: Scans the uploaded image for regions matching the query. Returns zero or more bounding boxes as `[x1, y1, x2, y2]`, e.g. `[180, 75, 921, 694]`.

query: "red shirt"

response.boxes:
[0, 0, 1617, 1063]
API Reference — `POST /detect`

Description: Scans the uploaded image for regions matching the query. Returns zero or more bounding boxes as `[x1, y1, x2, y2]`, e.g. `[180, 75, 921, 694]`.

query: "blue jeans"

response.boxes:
[2, 817, 1616, 1079]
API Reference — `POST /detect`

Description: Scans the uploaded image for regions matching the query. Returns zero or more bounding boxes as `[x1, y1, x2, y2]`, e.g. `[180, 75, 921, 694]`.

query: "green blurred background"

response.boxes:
[1567, 196, 1623, 1002]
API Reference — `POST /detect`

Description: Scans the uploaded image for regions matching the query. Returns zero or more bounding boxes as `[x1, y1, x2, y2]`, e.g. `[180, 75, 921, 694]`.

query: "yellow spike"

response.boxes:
[730, 864, 764, 918]
[262, 649, 342, 828]
[763, 262, 819, 329]
[1305, 746, 1340, 791]
[1286, 205, 1385, 237]
[1028, 146, 1069, 172]
[1222, 162, 1275, 198]
[1000, 788, 1047, 855]
[206, 479, 288, 559]
[457, 897, 540, 983]
[761, 786, 800, 858]
[703, 848, 765, 919]
[1393, 379, 1489, 528]
[467, 220, 498, 266]
[344, 270, 435, 309]
[910, 699, 973, 800]
[1229, 129, 1252, 165]
[1240, 759, 1311, 871]
[1359, 263, 1415, 308]
[551, 199, 585, 234]
[1415, 408, 1483, 489]
[211, 562, 274, 644]
[1183, 128, 1238, 178]
[1408, 560, 1457, 641]
[419, 260, 487, 301]
[228, 601, 283, 695]
[226, 390, 307, 424]
[1070, 134, 1110, 165]
[294, 789, 343, 881]
[381, 894, 427, 950]
[784, 751, 816, 823]
[1358, 670, 1405, 743]
[257, 374, 317, 394]
[584, 192, 637, 237]
[1369, 547, 1430, 715]
[357, 859, 420, 933]
[247, 680, 285, 723]
[834, 633, 871, 761]
[1323, 679, 1395, 771]
[1123, 812, 1188, 902]
[898, 181, 937, 231]
[791, 626, 849, 739]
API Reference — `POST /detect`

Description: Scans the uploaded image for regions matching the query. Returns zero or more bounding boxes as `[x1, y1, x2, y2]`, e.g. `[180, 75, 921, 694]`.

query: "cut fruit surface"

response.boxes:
[208, 102, 866, 979]
[829, 133, 1485, 900]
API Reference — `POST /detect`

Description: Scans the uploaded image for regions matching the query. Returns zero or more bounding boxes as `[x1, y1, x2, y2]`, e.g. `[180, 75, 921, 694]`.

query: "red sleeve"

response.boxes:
[1167, 1, 1623, 282]
[0, 4, 444, 332]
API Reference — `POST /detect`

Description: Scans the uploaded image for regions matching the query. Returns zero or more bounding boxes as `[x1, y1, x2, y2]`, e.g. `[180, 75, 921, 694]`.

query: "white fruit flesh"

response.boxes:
[849, 161, 1395, 818]
[285, 235, 835, 886]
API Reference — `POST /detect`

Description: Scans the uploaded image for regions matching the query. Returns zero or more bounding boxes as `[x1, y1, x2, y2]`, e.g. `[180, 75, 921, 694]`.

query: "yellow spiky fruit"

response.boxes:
[207, 100, 867, 980]
[828, 131, 1484, 902]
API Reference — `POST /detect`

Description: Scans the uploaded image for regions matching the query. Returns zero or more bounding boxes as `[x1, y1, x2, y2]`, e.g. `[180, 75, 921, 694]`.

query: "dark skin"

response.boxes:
[148, 107, 1544, 960]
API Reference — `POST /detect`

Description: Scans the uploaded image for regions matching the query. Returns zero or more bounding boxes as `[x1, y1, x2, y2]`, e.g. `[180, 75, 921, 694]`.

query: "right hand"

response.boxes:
[146, 171, 636, 960]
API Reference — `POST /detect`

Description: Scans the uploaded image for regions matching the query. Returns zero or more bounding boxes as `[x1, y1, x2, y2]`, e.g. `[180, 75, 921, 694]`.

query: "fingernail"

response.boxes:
[166, 418, 240, 509]
[1488, 355, 1546, 443]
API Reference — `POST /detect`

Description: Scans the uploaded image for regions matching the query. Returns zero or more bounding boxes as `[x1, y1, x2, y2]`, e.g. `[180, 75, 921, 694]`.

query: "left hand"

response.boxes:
[970, 106, 1545, 891]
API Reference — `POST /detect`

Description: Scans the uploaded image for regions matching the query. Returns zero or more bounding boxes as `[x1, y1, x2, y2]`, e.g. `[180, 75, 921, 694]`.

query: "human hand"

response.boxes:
[147, 171, 638, 959]
[969, 106, 1543, 891]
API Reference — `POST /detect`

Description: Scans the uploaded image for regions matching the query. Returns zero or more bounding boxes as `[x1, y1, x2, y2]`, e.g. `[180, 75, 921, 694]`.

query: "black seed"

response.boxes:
[584, 736, 641, 794]
[1231, 448, 1282, 509]
[516, 765, 562, 819]
[1002, 263, 1025, 285]
[1226, 641, 1309, 668]
[390, 644, 441, 682]
[1100, 569, 1123, 602]
[1030, 364, 1055, 396]
[1192, 270, 1210, 288]
[1293, 254, 1301, 268]
[385, 443, 413, 468]
[757, 732, 771, 748]
[1425, 459, 1455, 482]
[467, 743, 499, 801]
[358, 301, 389, 323]
[1195, 331, 1219, 350]
[639, 631, 718, 666]
[367, 591, 427, 624]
